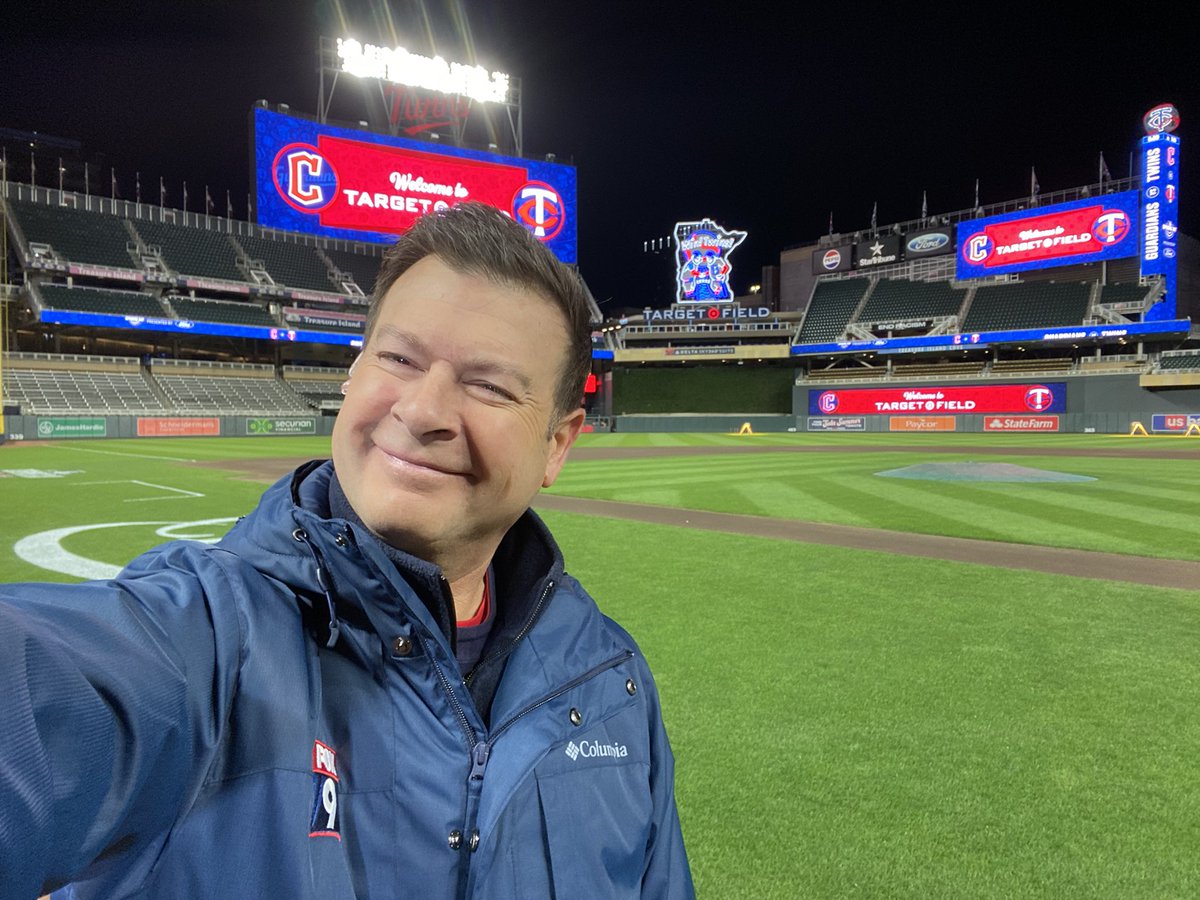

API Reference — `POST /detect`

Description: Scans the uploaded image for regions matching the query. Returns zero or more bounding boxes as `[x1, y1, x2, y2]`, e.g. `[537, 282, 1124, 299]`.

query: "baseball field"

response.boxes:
[2, 431, 1198, 897]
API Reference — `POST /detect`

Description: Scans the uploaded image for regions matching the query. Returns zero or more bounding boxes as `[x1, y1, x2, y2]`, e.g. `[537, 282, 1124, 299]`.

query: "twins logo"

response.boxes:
[273, 144, 339, 213]
[1092, 211, 1130, 245]
[1024, 385, 1055, 412]
[818, 391, 839, 414]
[309, 740, 341, 840]
[512, 182, 565, 241]
[963, 233, 992, 264]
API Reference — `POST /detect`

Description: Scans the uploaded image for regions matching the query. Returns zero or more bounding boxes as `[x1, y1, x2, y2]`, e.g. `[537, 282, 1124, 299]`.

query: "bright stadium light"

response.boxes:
[336, 38, 509, 104]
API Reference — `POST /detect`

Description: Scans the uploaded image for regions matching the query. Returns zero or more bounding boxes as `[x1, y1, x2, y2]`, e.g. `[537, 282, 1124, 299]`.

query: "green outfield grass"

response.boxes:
[2, 433, 1199, 896]
[552, 432, 1200, 560]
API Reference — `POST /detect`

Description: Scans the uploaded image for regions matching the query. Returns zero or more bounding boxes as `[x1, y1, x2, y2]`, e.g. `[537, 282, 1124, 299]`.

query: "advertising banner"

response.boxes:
[889, 416, 956, 432]
[35, 417, 107, 439]
[903, 229, 955, 258]
[253, 108, 577, 263]
[1150, 413, 1200, 433]
[811, 245, 853, 274]
[855, 235, 900, 269]
[810, 383, 1066, 415]
[137, 418, 221, 437]
[983, 415, 1060, 432]
[806, 416, 866, 431]
[956, 191, 1139, 279]
[245, 417, 317, 436]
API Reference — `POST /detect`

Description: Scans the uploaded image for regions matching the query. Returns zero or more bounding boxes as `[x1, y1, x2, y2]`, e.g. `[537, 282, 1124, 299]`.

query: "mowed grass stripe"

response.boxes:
[552, 447, 1200, 559]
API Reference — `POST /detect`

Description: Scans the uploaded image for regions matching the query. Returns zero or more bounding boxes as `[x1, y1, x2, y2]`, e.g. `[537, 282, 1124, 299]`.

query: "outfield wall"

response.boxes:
[2, 414, 334, 442]
[611, 365, 793, 415]
[6, 375, 1200, 439]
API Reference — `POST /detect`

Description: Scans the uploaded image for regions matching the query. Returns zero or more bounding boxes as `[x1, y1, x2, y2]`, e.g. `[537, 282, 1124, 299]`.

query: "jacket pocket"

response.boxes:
[534, 761, 653, 898]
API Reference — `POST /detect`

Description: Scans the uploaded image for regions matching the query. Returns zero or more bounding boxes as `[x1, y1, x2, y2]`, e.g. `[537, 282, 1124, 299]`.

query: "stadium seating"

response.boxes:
[1, 354, 165, 414]
[152, 375, 308, 414]
[796, 280, 869, 343]
[236, 234, 338, 293]
[38, 284, 167, 318]
[1158, 352, 1200, 371]
[149, 360, 308, 414]
[283, 365, 348, 409]
[8, 199, 138, 270]
[856, 279, 965, 324]
[133, 220, 247, 283]
[962, 282, 1090, 332]
[324, 247, 384, 294]
[1098, 283, 1151, 306]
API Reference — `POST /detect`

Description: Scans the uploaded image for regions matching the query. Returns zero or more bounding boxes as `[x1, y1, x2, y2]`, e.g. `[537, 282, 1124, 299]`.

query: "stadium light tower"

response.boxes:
[316, 36, 523, 156]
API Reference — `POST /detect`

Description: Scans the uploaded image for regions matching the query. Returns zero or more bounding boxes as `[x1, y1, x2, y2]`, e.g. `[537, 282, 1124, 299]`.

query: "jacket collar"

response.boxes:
[231, 460, 569, 719]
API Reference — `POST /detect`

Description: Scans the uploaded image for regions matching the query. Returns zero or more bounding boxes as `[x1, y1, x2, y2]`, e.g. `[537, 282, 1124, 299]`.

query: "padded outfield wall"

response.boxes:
[795, 373, 1200, 434]
[603, 371, 1200, 433]
[2, 414, 335, 442]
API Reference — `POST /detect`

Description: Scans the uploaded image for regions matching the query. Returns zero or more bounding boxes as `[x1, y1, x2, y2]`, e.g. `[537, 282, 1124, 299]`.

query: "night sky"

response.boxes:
[3, 1, 1196, 309]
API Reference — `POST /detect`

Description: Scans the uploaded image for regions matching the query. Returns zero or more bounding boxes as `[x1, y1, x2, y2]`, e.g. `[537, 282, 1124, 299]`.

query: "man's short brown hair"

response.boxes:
[364, 202, 593, 422]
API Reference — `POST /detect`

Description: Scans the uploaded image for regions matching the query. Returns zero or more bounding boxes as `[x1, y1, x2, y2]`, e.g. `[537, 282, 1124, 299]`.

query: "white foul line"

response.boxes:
[53, 445, 198, 462]
[73, 479, 206, 501]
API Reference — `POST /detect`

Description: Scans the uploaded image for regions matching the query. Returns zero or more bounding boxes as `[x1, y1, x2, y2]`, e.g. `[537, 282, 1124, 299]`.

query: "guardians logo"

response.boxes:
[674, 218, 747, 303]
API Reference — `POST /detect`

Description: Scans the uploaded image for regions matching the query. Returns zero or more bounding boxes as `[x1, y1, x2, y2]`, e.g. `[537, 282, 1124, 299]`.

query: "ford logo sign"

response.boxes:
[907, 233, 950, 253]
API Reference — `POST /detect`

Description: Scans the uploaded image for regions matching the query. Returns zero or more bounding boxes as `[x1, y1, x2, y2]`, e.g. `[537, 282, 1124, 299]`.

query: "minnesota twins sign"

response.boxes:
[254, 108, 577, 263]
[674, 218, 748, 302]
[956, 192, 1139, 279]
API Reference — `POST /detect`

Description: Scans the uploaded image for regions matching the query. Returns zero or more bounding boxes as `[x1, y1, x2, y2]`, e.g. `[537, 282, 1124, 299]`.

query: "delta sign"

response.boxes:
[956, 192, 1139, 279]
[253, 107, 577, 263]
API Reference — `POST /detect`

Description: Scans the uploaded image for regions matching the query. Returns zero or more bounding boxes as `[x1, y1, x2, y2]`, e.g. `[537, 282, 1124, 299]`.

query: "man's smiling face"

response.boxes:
[332, 254, 582, 575]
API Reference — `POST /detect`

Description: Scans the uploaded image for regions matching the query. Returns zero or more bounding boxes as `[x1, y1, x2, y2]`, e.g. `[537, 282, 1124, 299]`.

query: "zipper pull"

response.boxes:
[469, 741, 491, 781]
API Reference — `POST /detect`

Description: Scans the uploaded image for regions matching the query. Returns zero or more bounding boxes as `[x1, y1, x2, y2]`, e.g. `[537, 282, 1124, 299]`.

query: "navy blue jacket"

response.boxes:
[0, 461, 693, 898]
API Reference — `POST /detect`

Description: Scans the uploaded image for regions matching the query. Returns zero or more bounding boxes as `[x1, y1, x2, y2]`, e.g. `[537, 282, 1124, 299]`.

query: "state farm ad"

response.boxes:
[810, 383, 1066, 416]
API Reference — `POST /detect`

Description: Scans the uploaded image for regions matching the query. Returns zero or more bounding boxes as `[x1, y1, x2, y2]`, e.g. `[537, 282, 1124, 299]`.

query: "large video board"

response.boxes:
[253, 108, 577, 263]
[956, 191, 1139, 279]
